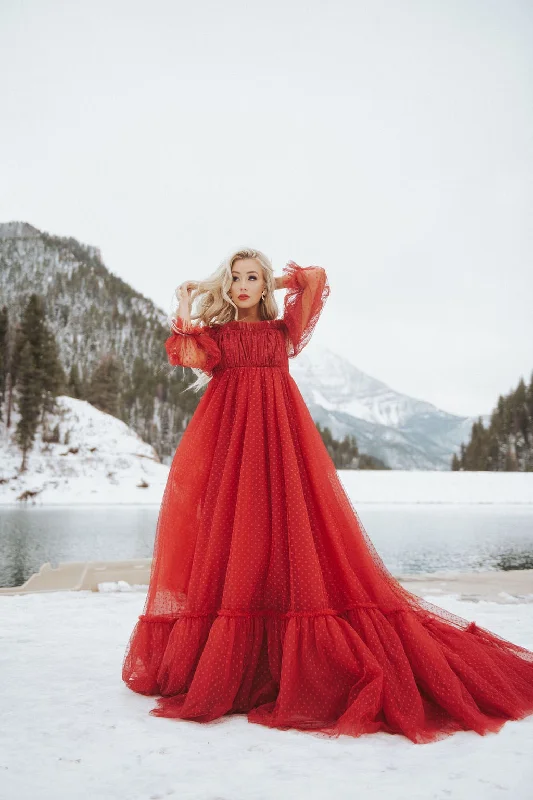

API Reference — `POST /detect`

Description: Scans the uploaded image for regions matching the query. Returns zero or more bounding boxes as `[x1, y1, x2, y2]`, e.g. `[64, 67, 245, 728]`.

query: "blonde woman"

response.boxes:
[122, 248, 533, 743]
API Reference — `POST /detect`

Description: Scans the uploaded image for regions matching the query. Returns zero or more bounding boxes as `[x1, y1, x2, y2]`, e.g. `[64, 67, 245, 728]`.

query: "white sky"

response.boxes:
[1, 0, 532, 417]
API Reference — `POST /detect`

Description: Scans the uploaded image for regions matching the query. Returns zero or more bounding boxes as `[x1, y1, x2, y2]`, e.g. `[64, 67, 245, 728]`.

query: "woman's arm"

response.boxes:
[278, 261, 330, 357]
[165, 317, 221, 375]
[165, 281, 221, 375]
[174, 281, 197, 324]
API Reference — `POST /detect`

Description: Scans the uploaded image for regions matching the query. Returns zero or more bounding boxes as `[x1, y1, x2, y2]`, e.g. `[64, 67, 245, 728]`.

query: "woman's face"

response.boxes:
[229, 257, 265, 310]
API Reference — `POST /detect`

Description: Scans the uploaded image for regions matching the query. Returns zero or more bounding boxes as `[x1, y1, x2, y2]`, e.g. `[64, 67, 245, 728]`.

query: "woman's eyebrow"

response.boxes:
[232, 270, 259, 274]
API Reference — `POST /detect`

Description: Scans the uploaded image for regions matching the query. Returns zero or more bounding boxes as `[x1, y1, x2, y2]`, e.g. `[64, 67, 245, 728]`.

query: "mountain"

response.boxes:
[289, 344, 482, 470]
[0, 395, 169, 504]
[1, 221, 479, 469]
[0, 221, 197, 462]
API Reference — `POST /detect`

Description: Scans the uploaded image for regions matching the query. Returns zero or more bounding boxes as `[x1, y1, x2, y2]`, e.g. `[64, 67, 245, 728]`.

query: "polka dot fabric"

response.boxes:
[122, 261, 533, 743]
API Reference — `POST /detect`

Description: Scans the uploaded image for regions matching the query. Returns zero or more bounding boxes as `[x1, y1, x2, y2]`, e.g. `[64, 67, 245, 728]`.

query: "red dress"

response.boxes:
[122, 260, 533, 743]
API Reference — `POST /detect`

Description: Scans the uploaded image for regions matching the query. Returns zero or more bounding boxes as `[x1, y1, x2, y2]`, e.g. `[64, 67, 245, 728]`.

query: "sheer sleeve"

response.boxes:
[281, 260, 330, 357]
[165, 316, 221, 376]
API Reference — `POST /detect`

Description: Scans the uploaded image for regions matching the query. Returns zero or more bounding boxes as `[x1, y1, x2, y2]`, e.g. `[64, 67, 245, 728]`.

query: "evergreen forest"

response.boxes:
[451, 373, 533, 471]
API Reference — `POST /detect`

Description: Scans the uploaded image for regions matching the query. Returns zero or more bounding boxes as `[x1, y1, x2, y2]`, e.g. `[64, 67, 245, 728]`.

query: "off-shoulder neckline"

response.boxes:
[210, 319, 285, 331]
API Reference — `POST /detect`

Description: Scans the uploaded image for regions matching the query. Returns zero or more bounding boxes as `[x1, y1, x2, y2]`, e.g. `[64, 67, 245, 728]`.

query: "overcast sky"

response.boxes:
[1, 0, 531, 417]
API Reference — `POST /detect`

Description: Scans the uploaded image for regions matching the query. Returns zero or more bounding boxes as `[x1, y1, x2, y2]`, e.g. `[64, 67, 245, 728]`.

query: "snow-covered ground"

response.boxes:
[338, 469, 533, 505]
[1, 588, 532, 800]
[1, 396, 532, 507]
[0, 396, 169, 505]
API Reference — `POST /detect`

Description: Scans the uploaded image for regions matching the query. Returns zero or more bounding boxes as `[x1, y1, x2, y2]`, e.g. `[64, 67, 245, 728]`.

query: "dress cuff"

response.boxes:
[170, 316, 203, 336]
[282, 261, 304, 291]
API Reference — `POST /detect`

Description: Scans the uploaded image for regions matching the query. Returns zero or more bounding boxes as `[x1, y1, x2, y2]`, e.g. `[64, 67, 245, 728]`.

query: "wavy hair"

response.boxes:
[168, 247, 281, 393]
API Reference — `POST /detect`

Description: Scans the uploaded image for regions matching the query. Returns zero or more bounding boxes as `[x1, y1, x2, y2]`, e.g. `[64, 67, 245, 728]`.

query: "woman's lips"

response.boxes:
[238, 294, 249, 299]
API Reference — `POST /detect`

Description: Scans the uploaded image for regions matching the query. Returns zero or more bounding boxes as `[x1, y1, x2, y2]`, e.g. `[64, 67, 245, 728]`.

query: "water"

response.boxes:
[1, 503, 532, 588]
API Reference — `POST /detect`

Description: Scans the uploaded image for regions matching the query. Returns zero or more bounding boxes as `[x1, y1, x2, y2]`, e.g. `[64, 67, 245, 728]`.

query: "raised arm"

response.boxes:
[281, 260, 330, 357]
[165, 316, 221, 376]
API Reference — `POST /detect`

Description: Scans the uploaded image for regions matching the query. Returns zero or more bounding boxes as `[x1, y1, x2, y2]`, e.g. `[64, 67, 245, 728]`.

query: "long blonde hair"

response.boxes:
[168, 247, 281, 393]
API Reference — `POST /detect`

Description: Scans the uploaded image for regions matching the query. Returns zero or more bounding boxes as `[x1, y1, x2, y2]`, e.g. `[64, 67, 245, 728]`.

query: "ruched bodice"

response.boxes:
[209, 319, 289, 374]
[163, 261, 331, 377]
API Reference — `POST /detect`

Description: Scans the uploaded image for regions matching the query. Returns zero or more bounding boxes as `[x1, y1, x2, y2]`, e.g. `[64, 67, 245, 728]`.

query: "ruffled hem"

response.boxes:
[122, 604, 533, 744]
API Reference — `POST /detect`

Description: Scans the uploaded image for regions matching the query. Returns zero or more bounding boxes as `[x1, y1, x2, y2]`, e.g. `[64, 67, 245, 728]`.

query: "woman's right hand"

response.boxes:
[176, 281, 197, 305]
[172, 281, 198, 328]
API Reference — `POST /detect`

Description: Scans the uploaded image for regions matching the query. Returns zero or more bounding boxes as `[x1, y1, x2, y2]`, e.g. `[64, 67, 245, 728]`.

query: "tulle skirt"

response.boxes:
[122, 365, 533, 743]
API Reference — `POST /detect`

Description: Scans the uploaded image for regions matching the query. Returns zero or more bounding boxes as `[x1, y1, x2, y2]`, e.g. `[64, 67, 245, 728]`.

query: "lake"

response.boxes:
[1, 503, 533, 588]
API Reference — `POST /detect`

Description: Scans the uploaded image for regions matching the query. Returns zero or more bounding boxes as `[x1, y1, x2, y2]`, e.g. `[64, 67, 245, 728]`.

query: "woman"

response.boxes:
[122, 248, 533, 743]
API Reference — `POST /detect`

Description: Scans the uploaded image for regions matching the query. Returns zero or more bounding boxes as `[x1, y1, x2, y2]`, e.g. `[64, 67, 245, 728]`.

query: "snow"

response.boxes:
[1, 396, 532, 508]
[338, 469, 533, 505]
[291, 342, 485, 430]
[0, 396, 169, 505]
[1, 589, 532, 799]
[289, 343, 488, 469]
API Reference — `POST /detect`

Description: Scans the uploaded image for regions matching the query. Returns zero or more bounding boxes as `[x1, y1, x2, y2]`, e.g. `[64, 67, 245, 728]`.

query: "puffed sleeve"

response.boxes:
[281, 261, 330, 357]
[165, 316, 221, 376]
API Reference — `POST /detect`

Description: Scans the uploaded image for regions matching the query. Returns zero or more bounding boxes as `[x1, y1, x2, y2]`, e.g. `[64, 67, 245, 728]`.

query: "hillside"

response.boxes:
[0, 395, 169, 504]
[0, 222, 198, 461]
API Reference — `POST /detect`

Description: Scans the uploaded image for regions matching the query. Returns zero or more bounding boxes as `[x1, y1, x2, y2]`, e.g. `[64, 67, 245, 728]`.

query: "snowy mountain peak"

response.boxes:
[291, 342, 441, 428]
[289, 342, 478, 469]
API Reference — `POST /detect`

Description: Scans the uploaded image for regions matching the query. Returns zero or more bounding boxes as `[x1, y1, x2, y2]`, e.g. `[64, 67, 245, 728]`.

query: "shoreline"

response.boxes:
[1, 500, 533, 507]
[2, 469, 533, 507]
[399, 568, 533, 603]
[1, 561, 532, 602]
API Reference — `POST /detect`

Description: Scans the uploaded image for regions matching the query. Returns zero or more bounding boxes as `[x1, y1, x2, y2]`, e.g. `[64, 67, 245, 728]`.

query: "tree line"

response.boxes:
[316, 422, 389, 470]
[451, 372, 533, 471]
[10, 292, 529, 475]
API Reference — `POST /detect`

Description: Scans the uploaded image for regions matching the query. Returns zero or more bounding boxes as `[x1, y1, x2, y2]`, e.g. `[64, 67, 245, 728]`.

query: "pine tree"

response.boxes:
[12, 295, 65, 465]
[512, 378, 529, 470]
[41, 324, 66, 418]
[526, 372, 533, 471]
[15, 340, 41, 470]
[87, 355, 122, 415]
[0, 305, 8, 420]
[315, 422, 373, 469]
[14, 295, 48, 389]
[456, 373, 533, 471]
[66, 363, 83, 399]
